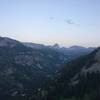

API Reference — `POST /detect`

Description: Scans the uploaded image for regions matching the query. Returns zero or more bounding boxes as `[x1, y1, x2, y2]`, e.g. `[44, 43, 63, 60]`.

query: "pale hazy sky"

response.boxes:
[0, 0, 100, 47]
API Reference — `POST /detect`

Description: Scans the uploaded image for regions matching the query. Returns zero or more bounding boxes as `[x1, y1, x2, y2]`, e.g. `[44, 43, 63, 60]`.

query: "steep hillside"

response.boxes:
[39, 47, 100, 100]
[0, 37, 70, 100]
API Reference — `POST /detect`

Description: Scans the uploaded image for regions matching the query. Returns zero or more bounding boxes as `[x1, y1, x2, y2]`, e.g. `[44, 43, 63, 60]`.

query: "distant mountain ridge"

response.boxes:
[23, 42, 46, 49]
[23, 42, 95, 50]
[24, 42, 95, 58]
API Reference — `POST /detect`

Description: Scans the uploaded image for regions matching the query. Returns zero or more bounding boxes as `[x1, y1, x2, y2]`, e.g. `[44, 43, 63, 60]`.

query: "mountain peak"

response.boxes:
[53, 43, 60, 48]
[0, 37, 20, 47]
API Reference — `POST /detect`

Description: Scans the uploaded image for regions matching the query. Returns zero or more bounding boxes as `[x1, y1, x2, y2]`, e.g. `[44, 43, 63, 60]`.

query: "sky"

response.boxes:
[0, 0, 100, 47]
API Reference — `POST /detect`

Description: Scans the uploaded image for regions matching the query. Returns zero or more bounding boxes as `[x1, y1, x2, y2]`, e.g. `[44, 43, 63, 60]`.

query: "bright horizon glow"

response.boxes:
[0, 0, 100, 47]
